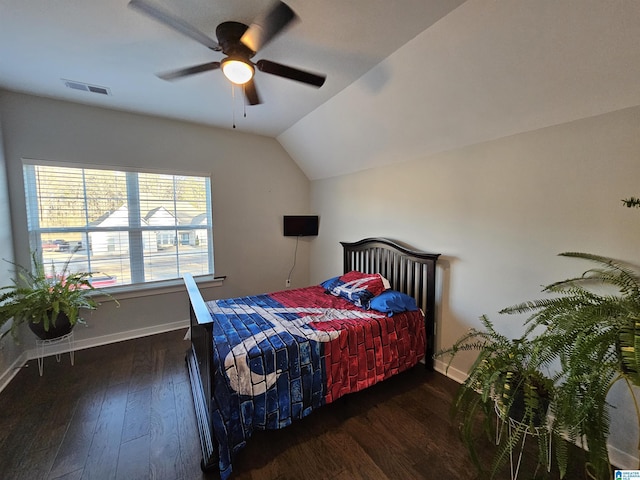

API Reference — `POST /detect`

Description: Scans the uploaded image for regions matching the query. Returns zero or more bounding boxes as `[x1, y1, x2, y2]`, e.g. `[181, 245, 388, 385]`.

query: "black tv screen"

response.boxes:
[283, 215, 319, 236]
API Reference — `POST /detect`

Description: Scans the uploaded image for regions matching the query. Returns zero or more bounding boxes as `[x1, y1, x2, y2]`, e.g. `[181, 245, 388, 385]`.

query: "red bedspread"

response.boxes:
[270, 286, 426, 402]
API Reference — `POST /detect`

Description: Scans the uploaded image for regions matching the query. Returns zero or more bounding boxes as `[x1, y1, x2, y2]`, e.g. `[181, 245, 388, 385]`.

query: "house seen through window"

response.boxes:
[23, 162, 214, 288]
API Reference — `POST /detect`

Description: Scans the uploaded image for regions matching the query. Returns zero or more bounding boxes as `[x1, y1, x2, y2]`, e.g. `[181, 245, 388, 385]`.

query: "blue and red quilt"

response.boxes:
[205, 284, 425, 479]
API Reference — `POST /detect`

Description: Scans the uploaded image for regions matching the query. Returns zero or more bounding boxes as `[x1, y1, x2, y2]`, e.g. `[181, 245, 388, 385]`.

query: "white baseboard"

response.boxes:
[609, 444, 639, 471]
[24, 319, 191, 360]
[26, 320, 189, 360]
[435, 359, 640, 471]
[0, 319, 190, 393]
[0, 351, 29, 393]
[433, 357, 468, 384]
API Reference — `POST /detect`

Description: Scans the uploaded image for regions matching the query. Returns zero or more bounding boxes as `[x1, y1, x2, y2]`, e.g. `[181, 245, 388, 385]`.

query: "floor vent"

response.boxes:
[63, 79, 111, 96]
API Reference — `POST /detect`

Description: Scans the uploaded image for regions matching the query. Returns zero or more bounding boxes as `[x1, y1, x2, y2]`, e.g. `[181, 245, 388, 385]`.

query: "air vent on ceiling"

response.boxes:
[62, 79, 111, 96]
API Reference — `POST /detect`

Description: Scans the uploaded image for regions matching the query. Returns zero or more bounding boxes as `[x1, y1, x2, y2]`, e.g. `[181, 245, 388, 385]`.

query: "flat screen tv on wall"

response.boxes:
[283, 215, 319, 236]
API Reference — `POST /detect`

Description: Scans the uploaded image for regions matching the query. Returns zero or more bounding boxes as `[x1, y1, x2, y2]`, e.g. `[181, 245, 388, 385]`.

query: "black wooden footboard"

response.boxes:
[183, 273, 218, 472]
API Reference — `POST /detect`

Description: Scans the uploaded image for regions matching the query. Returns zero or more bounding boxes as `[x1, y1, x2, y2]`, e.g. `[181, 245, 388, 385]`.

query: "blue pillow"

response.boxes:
[369, 290, 418, 316]
[320, 276, 340, 290]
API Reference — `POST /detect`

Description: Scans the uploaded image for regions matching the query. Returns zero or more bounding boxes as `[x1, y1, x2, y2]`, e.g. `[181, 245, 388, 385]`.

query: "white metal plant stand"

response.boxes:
[495, 402, 552, 480]
[35, 331, 75, 376]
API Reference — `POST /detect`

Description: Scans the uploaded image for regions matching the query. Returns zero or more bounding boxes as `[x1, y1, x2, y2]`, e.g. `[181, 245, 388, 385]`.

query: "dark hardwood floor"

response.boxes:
[0, 329, 586, 480]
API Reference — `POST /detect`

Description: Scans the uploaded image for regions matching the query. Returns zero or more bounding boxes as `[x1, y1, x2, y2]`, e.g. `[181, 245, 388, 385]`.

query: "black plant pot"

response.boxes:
[29, 312, 74, 340]
[508, 389, 550, 426]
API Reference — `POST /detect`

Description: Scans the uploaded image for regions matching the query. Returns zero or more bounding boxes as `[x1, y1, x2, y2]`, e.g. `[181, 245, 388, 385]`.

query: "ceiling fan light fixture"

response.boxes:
[221, 58, 254, 85]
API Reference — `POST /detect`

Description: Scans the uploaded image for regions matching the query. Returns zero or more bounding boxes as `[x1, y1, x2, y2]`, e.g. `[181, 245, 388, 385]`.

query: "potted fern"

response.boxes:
[441, 196, 639, 479]
[438, 315, 555, 478]
[0, 251, 116, 341]
[501, 252, 640, 480]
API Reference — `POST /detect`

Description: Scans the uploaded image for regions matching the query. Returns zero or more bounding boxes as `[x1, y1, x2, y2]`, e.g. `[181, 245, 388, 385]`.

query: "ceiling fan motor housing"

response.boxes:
[216, 21, 255, 60]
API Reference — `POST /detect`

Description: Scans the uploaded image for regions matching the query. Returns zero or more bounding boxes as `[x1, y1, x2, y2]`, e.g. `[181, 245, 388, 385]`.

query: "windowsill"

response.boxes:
[92, 275, 226, 301]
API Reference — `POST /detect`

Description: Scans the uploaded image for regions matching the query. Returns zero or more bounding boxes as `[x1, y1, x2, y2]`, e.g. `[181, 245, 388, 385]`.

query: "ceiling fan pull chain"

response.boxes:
[232, 83, 236, 129]
[243, 85, 247, 118]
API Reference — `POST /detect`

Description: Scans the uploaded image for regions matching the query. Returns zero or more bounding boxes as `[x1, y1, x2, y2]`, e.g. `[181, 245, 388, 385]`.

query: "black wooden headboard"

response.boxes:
[341, 238, 440, 370]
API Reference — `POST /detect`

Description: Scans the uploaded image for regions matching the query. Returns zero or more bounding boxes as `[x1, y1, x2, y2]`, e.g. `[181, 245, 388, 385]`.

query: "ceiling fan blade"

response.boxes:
[243, 79, 261, 105]
[129, 0, 221, 51]
[256, 59, 326, 88]
[157, 62, 221, 81]
[240, 1, 297, 53]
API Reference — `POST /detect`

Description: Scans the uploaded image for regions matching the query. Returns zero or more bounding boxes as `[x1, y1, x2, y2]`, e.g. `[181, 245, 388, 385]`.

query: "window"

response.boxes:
[23, 162, 214, 288]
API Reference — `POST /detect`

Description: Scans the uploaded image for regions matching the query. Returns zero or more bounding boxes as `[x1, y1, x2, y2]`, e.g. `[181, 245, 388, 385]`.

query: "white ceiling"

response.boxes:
[0, 0, 465, 136]
[2, 1, 640, 180]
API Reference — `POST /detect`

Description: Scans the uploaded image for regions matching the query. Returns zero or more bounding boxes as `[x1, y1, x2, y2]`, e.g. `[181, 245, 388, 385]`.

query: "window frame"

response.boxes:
[22, 159, 216, 293]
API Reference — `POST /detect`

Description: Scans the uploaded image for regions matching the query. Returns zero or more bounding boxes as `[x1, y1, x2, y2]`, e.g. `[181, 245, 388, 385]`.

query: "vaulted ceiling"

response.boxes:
[2, 1, 640, 180]
[280, 0, 640, 179]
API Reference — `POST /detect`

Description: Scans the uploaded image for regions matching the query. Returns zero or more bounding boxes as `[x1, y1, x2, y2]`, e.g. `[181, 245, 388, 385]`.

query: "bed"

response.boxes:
[183, 237, 440, 478]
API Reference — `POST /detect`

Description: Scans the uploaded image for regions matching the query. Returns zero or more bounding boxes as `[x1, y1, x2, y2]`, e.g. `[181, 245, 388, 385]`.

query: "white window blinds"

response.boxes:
[23, 163, 214, 287]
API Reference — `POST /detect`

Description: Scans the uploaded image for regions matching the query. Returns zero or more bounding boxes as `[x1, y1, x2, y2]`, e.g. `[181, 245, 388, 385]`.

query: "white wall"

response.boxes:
[309, 106, 640, 468]
[0, 108, 25, 389]
[0, 91, 311, 349]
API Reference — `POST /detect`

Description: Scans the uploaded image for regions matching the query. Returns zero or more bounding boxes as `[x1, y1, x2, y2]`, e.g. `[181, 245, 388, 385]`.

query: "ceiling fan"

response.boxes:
[129, 0, 326, 105]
